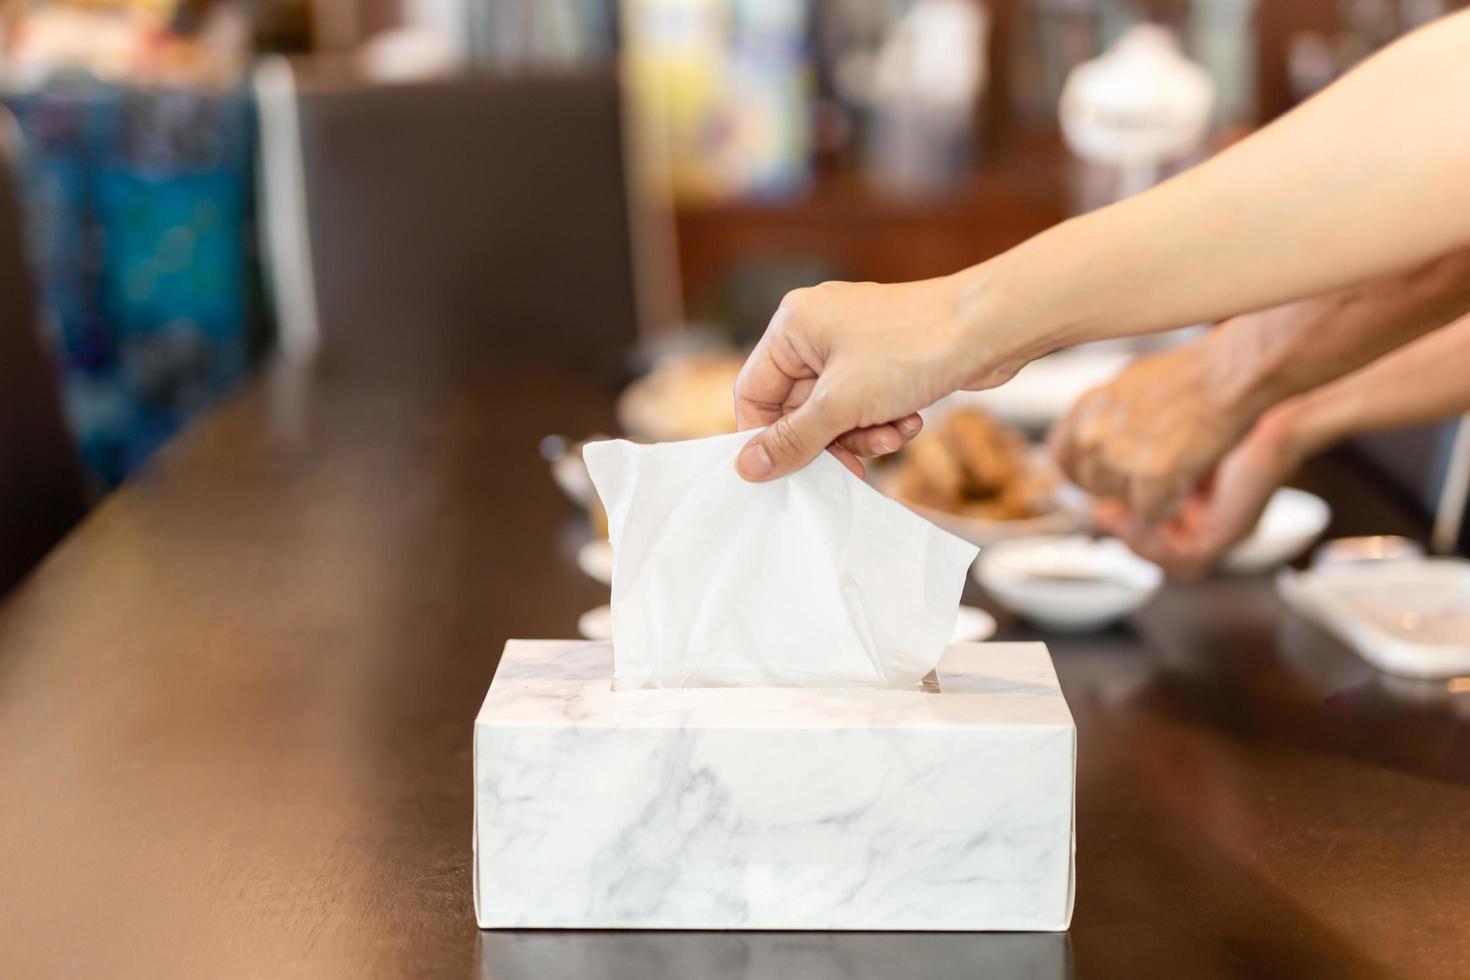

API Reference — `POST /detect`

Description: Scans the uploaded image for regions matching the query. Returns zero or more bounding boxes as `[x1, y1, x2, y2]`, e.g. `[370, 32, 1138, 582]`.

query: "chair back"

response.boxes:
[274, 70, 647, 374]
[0, 145, 89, 597]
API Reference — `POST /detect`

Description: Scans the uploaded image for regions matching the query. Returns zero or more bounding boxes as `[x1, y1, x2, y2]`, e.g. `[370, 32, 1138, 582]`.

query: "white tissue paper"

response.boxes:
[582, 431, 979, 689]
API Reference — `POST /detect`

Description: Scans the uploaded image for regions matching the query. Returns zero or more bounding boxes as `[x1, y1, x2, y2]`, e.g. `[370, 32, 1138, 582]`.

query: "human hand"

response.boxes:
[1094, 409, 1302, 579]
[1050, 332, 1262, 520]
[733, 275, 1031, 481]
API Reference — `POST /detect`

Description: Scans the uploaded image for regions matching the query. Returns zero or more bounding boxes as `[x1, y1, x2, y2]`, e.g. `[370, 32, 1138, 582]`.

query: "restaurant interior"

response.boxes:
[1, 1, 1467, 977]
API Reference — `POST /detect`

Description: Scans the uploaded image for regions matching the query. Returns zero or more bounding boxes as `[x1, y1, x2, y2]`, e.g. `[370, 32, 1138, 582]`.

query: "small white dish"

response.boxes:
[1312, 535, 1424, 569]
[951, 605, 998, 643]
[577, 604, 613, 641]
[1222, 487, 1331, 574]
[975, 535, 1163, 632]
[1277, 558, 1470, 679]
[577, 538, 614, 585]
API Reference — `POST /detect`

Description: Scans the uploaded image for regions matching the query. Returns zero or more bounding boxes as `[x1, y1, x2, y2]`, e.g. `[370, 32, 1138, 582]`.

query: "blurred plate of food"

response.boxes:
[616, 352, 744, 442]
[873, 407, 1083, 544]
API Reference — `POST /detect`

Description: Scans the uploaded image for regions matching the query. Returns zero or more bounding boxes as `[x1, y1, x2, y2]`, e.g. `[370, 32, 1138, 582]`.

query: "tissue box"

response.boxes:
[473, 640, 1075, 931]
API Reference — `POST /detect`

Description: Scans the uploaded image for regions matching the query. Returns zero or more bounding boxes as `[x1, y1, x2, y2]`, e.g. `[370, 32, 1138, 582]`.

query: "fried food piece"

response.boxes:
[942, 409, 1021, 496]
[894, 407, 1048, 521]
[896, 432, 966, 511]
[958, 479, 1035, 521]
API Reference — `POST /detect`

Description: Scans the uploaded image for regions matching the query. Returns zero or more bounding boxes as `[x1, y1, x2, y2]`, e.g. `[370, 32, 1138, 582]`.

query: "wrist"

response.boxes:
[1253, 396, 1334, 474]
[949, 239, 1096, 386]
[1222, 309, 1326, 421]
[1195, 323, 1287, 436]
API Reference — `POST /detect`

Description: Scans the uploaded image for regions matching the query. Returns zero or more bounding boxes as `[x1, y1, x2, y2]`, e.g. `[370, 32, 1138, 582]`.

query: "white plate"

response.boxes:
[950, 348, 1135, 429]
[951, 605, 998, 643]
[1277, 558, 1470, 679]
[1222, 487, 1331, 574]
[975, 535, 1163, 632]
[577, 538, 614, 585]
[577, 604, 613, 640]
[898, 497, 1083, 546]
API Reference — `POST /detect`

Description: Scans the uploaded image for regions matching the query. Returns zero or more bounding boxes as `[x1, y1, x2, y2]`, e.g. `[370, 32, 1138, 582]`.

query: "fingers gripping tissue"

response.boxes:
[582, 432, 980, 690]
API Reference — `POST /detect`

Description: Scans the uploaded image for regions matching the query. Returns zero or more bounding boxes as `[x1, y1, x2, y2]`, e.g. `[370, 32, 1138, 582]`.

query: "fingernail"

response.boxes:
[737, 441, 773, 480]
[872, 430, 902, 453]
[898, 416, 921, 436]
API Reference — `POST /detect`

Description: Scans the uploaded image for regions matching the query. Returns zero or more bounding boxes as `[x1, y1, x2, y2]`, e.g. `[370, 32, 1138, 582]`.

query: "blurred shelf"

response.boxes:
[673, 136, 1072, 314]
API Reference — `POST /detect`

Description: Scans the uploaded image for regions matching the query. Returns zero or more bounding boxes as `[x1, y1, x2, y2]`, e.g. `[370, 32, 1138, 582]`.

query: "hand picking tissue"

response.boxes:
[582, 431, 979, 690]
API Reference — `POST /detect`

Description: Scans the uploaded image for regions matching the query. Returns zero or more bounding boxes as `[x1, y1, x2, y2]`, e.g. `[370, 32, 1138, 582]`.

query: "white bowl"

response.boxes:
[950, 605, 998, 643]
[975, 535, 1163, 632]
[577, 538, 614, 585]
[577, 604, 613, 640]
[1222, 488, 1331, 574]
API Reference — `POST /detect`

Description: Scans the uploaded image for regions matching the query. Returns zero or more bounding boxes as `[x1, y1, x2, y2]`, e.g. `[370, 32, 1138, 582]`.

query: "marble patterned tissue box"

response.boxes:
[473, 640, 1075, 931]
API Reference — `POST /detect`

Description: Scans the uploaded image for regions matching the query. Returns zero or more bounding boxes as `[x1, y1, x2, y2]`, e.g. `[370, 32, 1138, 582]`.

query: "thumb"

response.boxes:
[736, 393, 846, 482]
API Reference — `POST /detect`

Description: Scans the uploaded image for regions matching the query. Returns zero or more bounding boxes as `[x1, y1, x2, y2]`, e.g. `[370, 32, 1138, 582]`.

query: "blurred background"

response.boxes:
[0, 0, 1464, 554]
[7, 7, 1470, 966]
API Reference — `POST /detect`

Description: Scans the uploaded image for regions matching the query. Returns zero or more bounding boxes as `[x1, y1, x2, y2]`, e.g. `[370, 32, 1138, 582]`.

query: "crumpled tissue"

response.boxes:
[582, 431, 979, 689]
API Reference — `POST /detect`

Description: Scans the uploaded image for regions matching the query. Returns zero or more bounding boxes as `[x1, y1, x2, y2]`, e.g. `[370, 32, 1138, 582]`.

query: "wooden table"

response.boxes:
[1, 356, 1466, 979]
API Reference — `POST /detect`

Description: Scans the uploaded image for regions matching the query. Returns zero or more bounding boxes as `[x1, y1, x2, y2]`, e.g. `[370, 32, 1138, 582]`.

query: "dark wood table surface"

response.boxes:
[2, 355, 1467, 979]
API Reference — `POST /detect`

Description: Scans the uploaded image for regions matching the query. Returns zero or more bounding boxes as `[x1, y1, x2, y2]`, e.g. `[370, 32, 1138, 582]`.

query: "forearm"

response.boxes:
[956, 11, 1470, 360]
[1267, 313, 1470, 465]
[1207, 246, 1470, 422]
